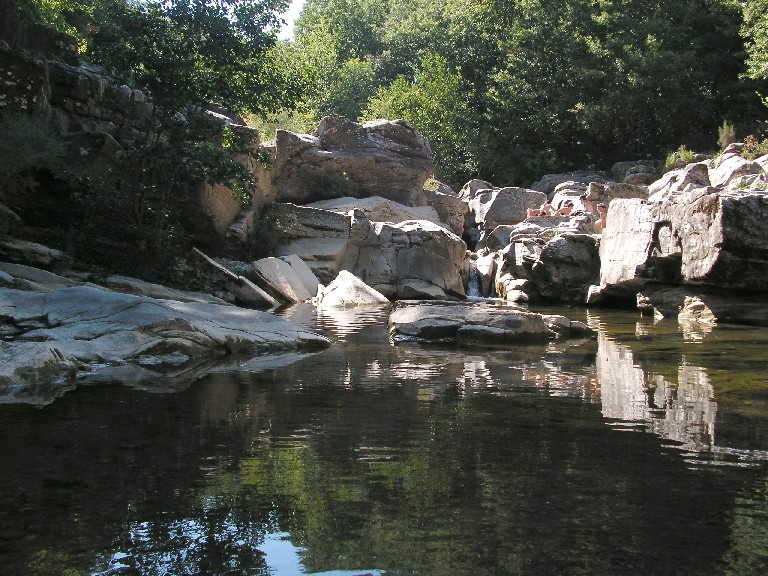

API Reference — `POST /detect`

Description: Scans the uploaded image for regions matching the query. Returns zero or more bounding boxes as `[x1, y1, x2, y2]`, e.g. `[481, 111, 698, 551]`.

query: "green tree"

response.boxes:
[742, 0, 768, 82]
[364, 52, 477, 183]
[90, 0, 296, 137]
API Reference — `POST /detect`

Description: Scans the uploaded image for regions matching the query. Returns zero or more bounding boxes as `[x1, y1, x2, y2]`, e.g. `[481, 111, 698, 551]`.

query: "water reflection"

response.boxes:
[1, 305, 768, 575]
[597, 332, 717, 452]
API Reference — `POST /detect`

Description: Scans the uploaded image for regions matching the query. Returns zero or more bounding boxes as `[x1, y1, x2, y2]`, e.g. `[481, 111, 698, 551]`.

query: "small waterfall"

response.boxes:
[467, 260, 482, 298]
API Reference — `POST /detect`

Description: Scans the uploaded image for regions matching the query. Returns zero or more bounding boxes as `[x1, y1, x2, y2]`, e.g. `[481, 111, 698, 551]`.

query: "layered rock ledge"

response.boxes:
[0, 285, 329, 401]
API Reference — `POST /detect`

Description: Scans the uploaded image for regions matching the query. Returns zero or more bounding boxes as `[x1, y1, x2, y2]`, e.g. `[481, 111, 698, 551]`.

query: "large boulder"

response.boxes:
[190, 248, 279, 307]
[307, 196, 443, 227]
[530, 171, 611, 197]
[530, 233, 601, 301]
[585, 181, 649, 206]
[598, 198, 658, 296]
[270, 116, 434, 206]
[342, 211, 467, 300]
[253, 256, 313, 303]
[389, 300, 593, 345]
[0, 285, 329, 394]
[600, 168, 768, 304]
[611, 160, 662, 185]
[709, 148, 763, 189]
[648, 162, 710, 202]
[468, 187, 546, 232]
[424, 181, 468, 236]
[315, 270, 389, 308]
[258, 202, 351, 283]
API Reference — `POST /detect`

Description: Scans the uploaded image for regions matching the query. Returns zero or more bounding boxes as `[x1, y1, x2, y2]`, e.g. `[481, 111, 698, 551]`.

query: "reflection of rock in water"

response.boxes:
[647, 361, 716, 451]
[458, 360, 495, 395]
[597, 334, 716, 452]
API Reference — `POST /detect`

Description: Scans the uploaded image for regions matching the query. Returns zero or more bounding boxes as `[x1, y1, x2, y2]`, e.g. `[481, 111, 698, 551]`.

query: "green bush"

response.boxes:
[742, 134, 768, 160]
[718, 120, 737, 150]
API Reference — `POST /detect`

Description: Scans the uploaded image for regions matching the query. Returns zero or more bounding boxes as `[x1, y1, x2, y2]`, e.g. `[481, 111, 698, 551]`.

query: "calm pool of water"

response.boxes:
[1, 303, 767, 575]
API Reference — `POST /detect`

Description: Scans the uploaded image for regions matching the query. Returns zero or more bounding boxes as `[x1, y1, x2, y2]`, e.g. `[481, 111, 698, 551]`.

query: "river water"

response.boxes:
[1, 303, 767, 576]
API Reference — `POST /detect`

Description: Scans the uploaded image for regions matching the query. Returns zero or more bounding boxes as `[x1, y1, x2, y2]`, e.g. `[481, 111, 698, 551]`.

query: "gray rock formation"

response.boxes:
[315, 270, 390, 308]
[597, 146, 768, 324]
[257, 201, 467, 299]
[253, 256, 314, 303]
[468, 187, 546, 233]
[307, 196, 443, 228]
[530, 171, 611, 197]
[270, 116, 434, 206]
[389, 300, 593, 345]
[191, 248, 279, 307]
[530, 233, 601, 302]
[0, 285, 329, 397]
[342, 211, 467, 300]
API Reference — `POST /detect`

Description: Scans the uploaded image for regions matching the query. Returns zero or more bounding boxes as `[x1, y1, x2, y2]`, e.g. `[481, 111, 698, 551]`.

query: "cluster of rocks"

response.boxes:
[595, 143, 768, 324]
[4, 23, 768, 403]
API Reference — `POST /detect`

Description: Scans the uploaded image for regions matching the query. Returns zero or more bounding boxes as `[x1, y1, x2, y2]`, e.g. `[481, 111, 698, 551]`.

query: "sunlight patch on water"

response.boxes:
[260, 532, 383, 576]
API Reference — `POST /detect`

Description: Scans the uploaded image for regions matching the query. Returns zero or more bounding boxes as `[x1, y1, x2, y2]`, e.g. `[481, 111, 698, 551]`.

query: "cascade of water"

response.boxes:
[467, 260, 482, 298]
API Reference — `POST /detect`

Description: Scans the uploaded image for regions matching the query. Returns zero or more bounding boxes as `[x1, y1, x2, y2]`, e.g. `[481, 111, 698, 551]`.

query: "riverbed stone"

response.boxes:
[389, 300, 593, 345]
[315, 270, 389, 308]
[0, 285, 329, 393]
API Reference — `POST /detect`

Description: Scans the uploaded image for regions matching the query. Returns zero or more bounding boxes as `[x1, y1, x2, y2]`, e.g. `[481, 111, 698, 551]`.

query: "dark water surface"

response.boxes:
[1, 304, 768, 576]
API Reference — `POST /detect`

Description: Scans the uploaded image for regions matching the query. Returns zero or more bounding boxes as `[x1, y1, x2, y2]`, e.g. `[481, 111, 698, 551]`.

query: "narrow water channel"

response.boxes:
[1, 304, 767, 575]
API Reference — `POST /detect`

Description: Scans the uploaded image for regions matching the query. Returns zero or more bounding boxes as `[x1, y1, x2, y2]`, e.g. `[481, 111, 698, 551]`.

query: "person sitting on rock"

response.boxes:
[527, 201, 555, 218]
[556, 200, 574, 217]
[594, 202, 607, 232]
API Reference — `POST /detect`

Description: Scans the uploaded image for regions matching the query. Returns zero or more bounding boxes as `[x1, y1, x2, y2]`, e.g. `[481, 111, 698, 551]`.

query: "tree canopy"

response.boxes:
[274, 0, 766, 185]
[12, 0, 768, 186]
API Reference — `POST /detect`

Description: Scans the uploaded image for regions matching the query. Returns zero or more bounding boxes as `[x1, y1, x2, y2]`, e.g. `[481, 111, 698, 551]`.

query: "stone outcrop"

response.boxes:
[342, 211, 467, 300]
[0, 284, 329, 395]
[610, 159, 662, 185]
[530, 171, 611, 197]
[530, 234, 601, 302]
[307, 196, 443, 228]
[468, 187, 546, 232]
[260, 202, 352, 283]
[190, 248, 279, 308]
[257, 200, 467, 299]
[424, 180, 468, 236]
[597, 145, 768, 324]
[270, 116, 434, 206]
[315, 270, 390, 308]
[388, 300, 593, 345]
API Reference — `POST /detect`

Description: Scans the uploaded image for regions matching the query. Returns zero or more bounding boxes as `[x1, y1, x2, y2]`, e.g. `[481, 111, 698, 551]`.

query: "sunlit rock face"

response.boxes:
[0, 285, 329, 398]
[342, 212, 468, 300]
[602, 191, 768, 292]
[270, 116, 434, 206]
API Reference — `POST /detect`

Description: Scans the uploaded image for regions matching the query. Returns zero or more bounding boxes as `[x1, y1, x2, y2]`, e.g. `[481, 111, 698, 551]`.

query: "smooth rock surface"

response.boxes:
[0, 285, 329, 394]
[315, 270, 389, 308]
[389, 300, 593, 345]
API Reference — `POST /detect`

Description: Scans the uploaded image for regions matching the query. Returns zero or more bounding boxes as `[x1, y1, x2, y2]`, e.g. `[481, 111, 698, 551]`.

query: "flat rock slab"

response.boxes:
[389, 300, 593, 345]
[0, 285, 329, 398]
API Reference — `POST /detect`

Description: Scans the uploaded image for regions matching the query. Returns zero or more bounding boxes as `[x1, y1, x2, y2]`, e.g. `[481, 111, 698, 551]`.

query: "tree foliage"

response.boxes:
[742, 0, 768, 82]
[282, 0, 764, 185]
